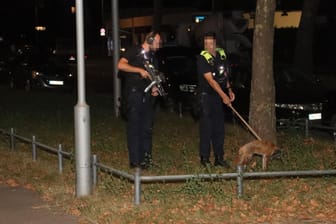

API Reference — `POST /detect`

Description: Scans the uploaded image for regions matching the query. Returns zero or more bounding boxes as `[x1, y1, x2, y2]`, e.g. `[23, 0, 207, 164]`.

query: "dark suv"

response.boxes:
[156, 46, 200, 116]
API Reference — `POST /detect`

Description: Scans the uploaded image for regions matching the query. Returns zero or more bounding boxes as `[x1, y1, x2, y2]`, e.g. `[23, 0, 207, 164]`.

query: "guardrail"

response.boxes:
[1, 127, 336, 205]
[1, 128, 72, 174]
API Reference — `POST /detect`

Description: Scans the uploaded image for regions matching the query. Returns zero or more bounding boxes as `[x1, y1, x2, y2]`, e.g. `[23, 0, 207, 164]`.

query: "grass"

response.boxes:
[1, 87, 336, 223]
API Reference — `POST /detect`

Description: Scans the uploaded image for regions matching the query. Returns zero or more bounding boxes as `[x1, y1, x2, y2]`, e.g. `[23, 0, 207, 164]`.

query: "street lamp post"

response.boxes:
[111, 0, 121, 117]
[74, 0, 92, 197]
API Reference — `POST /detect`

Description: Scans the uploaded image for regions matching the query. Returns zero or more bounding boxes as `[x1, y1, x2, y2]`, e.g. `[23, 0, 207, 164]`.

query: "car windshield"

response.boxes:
[163, 56, 196, 77]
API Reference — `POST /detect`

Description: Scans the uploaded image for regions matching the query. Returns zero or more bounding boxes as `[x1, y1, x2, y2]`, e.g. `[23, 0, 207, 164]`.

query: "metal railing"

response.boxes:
[1, 128, 71, 174]
[1, 127, 336, 205]
[304, 119, 336, 141]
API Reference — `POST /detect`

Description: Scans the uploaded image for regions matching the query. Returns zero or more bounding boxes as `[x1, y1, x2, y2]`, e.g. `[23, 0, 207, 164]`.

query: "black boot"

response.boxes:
[200, 156, 211, 167]
[214, 157, 230, 168]
[142, 152, 153, 169]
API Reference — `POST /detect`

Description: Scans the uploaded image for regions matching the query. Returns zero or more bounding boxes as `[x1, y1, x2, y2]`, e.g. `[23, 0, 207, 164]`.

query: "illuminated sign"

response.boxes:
[194, 15, 206, 23]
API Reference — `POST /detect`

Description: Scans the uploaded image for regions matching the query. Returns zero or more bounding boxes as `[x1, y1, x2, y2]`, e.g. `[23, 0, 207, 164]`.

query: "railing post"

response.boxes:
[178, 102, 183, 118]
[237, 165, 244, 198]
[58, 144, 63, 174]
[92, 154, 97, 186]
[305, 118, 309, 138]
[10, 128, 15, 151]
[134, 167, 141, 205]
[32, 135, 37, 161]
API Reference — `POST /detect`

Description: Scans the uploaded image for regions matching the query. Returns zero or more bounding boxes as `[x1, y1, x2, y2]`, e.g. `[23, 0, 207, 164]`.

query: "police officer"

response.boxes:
[117, 31, 161, 169]
[196, 32, 235, 168]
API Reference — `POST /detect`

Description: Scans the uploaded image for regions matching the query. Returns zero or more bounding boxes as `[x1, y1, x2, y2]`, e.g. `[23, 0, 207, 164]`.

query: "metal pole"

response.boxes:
[112, 0, 121, 117]
[236, 165, 244, 198]
[10, 128, 14, 151]
[58, 144, 63, 174]
[305, 118, 309, 138]
[101, 0, 104, 27]
[92, 154, 97, 186]
[32, 135, 37, 161]
[74, 0, 92, 197]
[134, 167, 141, 205]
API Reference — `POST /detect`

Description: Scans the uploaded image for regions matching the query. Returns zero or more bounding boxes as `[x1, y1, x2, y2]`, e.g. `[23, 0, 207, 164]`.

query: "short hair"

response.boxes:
[203, 32, 216, 39]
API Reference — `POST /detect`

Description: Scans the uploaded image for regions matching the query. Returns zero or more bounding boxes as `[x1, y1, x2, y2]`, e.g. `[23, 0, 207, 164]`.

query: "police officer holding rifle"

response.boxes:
[118, 31, 162, 169]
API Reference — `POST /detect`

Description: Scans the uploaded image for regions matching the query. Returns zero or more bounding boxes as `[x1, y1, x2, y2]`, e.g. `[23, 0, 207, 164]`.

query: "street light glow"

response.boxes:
[35, 26, 46, 31]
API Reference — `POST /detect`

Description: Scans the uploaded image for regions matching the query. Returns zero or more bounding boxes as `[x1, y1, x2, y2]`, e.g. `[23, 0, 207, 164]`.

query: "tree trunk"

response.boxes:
[293, 0, 320, 76]
[249, 0, 277, 143]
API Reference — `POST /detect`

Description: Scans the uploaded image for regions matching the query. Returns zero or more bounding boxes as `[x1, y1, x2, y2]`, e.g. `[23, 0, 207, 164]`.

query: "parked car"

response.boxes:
[231, 65, 325, 127]
[156, 46, 200, 116]
[321, 91, 336, 137]
[8, 52, 75, 92]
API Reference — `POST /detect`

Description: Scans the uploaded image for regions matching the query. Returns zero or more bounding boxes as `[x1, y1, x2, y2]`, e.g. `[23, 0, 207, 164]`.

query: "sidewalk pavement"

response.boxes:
[0, 184, 79, 224]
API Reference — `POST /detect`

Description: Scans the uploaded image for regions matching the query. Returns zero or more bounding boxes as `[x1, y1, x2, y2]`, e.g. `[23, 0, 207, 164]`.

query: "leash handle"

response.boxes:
[228, 104, 262, 140]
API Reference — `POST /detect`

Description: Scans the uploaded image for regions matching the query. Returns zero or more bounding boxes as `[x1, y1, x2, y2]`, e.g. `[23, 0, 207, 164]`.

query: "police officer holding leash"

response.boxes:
[118, 31, 161, 169]
[196, 32, 235, 168]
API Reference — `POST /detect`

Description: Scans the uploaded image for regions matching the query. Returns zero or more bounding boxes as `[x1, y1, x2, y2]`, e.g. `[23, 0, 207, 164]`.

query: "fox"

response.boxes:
[237, 140, 281, 170]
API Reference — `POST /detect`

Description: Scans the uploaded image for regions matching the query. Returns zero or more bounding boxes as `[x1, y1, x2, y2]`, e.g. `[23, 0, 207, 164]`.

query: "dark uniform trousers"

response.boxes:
[199, 93, 225, 160]
[126, 87, 155, 166]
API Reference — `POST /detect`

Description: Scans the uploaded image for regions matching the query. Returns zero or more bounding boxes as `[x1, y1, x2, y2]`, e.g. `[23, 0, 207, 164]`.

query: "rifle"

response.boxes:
[143, 60, 167, 96]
